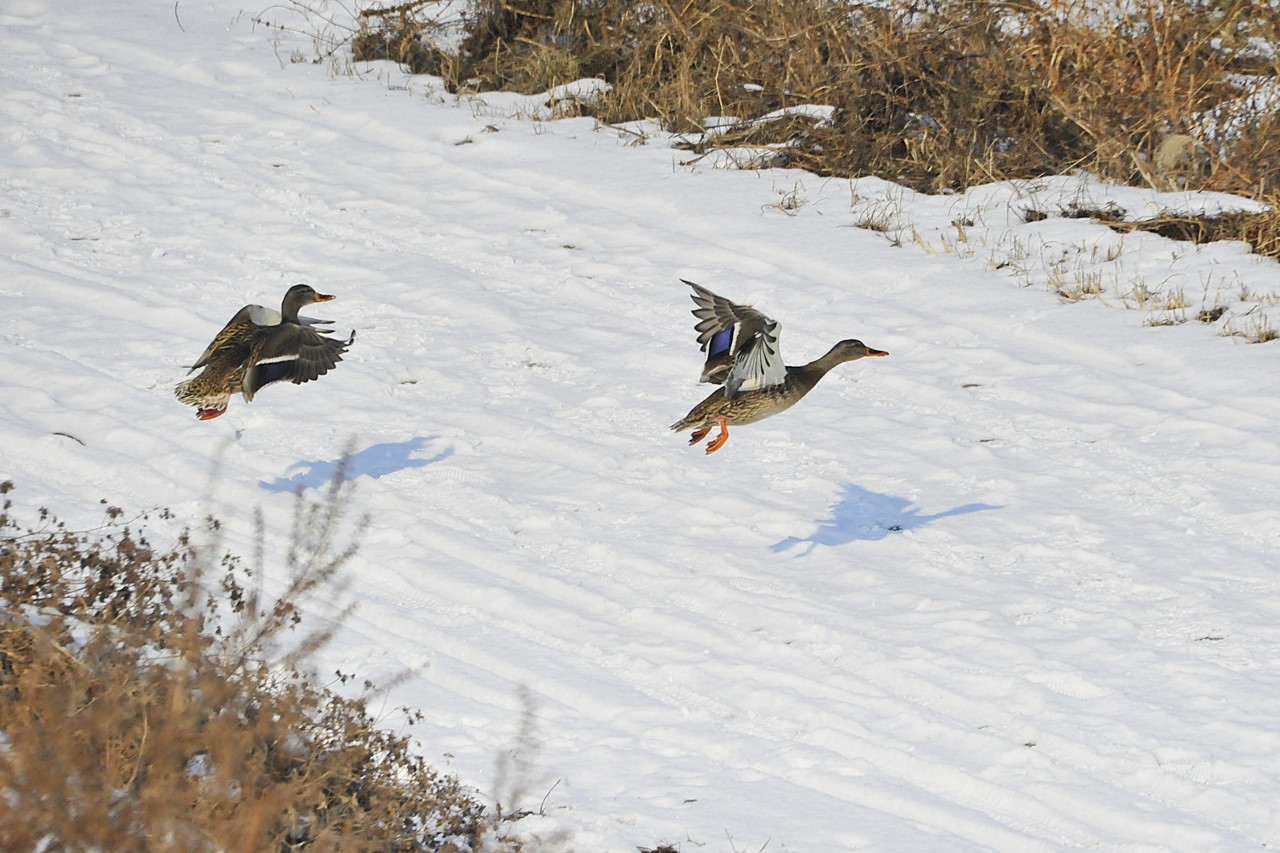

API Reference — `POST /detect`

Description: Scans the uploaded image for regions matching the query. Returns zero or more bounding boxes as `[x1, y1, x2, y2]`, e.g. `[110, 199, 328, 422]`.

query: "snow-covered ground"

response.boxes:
[3, 1, 1280, 850]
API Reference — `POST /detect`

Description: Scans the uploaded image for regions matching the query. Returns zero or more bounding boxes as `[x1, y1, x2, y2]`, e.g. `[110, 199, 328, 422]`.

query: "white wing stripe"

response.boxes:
[255, 353, 299, 365]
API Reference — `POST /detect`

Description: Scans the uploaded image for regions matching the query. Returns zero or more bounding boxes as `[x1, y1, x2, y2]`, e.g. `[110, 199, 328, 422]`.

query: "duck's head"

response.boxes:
[832, 339, 889, 361]
[281, 284, 335, 321]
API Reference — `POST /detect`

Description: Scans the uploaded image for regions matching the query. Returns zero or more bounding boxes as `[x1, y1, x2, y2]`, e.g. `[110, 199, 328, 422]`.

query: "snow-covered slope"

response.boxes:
[3, 2, 1280, 850]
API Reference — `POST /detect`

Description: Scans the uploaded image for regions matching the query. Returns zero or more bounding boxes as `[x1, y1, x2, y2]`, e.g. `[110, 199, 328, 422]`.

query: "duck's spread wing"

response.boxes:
[242, 325, 353, 399]
[186, 305, 267, 373]
[725, 319, 785, 396]
[298, 315, 335, 330]
[683, 279, 780, 386]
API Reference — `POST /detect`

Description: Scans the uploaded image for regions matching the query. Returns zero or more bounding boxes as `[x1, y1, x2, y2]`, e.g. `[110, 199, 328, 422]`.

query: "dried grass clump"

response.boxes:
[355, 0, 635, 95]
[376, 0, 1279, 194]
[348, 0, 1280, 254]
[610, 0, 1280, 200]
[0, 479, 496, 852]
[450, 0, 602, 93]
[353, 0, 458, 77]
[1014, 0, 1279, 195]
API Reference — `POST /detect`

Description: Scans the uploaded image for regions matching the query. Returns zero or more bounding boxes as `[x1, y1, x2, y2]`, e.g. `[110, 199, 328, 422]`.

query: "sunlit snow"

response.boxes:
[3, 1, 1280, 850]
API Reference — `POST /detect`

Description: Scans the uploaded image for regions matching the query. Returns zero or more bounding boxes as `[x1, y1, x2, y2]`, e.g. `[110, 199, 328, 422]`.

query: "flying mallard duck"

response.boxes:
[175, 284, 354, 420]
[670, 280, 887, 453]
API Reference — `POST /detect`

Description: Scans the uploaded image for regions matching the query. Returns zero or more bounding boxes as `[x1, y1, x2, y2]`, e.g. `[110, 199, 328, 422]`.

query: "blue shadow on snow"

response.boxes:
[771, 482, 1000, 555]
[259, 436, 453, 493]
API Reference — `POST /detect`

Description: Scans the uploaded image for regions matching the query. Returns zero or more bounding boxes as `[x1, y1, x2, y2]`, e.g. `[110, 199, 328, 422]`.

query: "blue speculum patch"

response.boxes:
[709, 328, 733, 356]
[259, 361, 293, 385]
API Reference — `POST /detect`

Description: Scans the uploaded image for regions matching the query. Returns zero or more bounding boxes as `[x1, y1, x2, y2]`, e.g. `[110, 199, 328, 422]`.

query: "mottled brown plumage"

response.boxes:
[671, 282, 887, 453]
[175, 284, 353, 420]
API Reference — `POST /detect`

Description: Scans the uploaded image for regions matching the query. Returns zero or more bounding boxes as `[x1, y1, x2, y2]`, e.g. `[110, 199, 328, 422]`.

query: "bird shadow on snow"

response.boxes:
[771, 482, 1000, 555]
[258, 436, 453, 493]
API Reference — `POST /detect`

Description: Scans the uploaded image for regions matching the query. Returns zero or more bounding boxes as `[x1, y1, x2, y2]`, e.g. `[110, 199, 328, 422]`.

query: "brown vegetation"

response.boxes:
[351, 0, 1280, 256]
[0, 479, 502, 852]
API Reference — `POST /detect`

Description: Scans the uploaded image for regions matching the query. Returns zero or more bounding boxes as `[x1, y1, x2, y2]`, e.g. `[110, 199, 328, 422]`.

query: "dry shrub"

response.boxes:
[603, 0, 849, 132]
[0, 480, 496, 852]
[350, 0, 1280, 253]
[354, 0, 631, 93]
[353, 0, 458, 77]
[453, 0, 594, 92]
[1014, 0, 1278, 194]
[360, 0, 1280, 192]
[601, 0, 1280, 198]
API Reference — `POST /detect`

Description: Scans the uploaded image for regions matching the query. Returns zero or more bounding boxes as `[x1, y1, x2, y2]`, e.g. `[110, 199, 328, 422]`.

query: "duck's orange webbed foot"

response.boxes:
[704, 416, 729, 454]
[197, 407, 226, 420]
[688, 424, 713, 445]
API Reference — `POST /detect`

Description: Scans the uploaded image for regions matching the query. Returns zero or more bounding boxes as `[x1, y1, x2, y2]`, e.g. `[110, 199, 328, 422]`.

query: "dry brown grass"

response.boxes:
[347, 0, 1280, 256]
[352, 0, 459, 78]
[0, 479, 509, 852]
